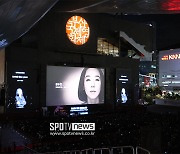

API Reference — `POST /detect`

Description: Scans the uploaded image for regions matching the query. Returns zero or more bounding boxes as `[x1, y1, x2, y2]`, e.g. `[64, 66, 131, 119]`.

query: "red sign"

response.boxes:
[161, 53, 180, 61]
[144, 77, 150, 86]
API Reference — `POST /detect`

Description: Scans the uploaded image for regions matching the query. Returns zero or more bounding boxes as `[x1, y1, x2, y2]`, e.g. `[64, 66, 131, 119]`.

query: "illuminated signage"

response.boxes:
[66, 16, 90, 45]
[12, 71, 28, 82]
[119, 75, 129, 84]
[161, 53, 180, 61]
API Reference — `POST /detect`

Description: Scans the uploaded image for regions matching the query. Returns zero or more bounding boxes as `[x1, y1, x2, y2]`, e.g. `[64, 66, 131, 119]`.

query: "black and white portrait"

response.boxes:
[46, 66, 104, 106]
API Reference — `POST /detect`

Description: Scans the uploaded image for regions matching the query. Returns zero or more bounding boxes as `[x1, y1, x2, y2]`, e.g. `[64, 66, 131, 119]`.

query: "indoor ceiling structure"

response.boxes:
[57, 0, 180, 14]
[0, 0, 180, 50]
[0, 0, 58, 49]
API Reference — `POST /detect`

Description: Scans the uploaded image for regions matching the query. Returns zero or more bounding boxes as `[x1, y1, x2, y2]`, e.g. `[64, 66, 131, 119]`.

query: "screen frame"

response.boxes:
[46, 65, 105, 106]
[116, 68, 132, 104]
[159, 49, 180, 87]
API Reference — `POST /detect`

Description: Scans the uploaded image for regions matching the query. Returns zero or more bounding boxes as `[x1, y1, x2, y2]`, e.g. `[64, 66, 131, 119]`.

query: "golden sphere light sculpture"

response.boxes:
[66, 16, 90, 45]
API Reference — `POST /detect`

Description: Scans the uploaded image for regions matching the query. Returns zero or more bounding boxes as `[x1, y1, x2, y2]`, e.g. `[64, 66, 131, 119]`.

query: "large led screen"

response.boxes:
[46, 66, 104, 106]
[159, 49, 180, 87]
[116, 69, 131, 104]
[6, 67, 38, 111]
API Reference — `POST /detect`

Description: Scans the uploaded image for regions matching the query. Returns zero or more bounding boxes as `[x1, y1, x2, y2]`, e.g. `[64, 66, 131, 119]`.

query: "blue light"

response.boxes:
[0, 39, 8, 47]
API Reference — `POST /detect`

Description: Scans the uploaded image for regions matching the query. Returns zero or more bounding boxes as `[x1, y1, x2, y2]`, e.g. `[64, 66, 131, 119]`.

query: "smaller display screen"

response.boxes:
[159, 49, 180, 87]
[6, 68, 38, 111]
[70, 106, 88, 116]
[116, 69, 131, 104]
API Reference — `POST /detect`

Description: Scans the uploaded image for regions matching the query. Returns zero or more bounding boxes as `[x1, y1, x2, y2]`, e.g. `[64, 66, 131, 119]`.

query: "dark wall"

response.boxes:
[6, 46, 139, 108]
[6, 12, 140, 109]
[37, 12, 154, 53]
[38, 12, 98, 53]
[8, 12, 154, 54]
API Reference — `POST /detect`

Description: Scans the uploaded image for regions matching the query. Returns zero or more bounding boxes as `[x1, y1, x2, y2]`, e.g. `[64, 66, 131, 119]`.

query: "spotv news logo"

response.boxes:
[50, 123, 95, 131]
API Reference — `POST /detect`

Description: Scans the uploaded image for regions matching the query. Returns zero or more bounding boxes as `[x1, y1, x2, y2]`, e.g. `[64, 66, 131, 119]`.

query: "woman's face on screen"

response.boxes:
[84, 68, 101, 100]
[16, 88, 23, 98]
[121, 88, 126, 94]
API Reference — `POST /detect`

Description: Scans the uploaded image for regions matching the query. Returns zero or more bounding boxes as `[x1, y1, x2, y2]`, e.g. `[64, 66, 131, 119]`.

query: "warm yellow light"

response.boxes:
[66, 16, 90, 45]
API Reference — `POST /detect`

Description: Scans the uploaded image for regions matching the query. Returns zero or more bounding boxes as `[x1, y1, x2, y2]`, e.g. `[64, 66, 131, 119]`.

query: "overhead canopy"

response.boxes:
[0, 0, 180, 50]
[57, 0, 180, 14]
[0, 0, 58, 49]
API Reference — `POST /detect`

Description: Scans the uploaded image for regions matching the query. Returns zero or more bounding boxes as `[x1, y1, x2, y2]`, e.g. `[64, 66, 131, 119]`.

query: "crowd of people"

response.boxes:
[3, 106, 177, 154]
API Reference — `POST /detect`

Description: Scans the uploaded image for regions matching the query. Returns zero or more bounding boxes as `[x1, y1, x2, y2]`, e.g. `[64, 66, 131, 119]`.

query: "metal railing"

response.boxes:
[61, 146, 135, 154]
[94, 147, 111, 154]
[136, 146, 151, 154]
[33, 146, 150, 154]
[111, 146, 135, 154]
[81, 148, 93, 154]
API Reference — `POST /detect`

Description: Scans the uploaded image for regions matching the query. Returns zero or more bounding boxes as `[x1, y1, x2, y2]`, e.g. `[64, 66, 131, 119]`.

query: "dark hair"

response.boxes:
[78, 68, 104, 103]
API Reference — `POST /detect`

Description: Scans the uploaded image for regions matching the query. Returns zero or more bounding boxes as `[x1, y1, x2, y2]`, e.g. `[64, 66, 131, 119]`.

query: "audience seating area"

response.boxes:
[0, 105, 180, 153]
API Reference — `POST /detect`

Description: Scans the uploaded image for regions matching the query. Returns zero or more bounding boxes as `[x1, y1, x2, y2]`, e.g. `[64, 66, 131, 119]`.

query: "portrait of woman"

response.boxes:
[15, 88, 27, 108]
[78, 68, 104, 104]
[121, 88, 128, 103]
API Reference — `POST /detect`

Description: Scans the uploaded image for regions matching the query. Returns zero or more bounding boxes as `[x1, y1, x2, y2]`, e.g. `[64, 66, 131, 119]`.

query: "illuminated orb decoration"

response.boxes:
[66, 16, 90, 45]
